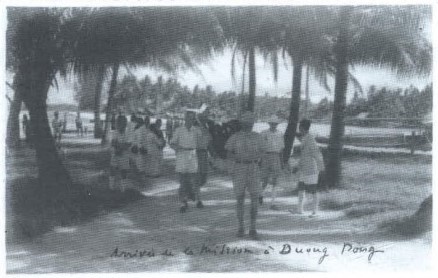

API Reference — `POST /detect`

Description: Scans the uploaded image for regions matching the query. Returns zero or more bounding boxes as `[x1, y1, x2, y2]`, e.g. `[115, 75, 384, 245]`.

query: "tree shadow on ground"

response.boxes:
[6, 141, 432, 273]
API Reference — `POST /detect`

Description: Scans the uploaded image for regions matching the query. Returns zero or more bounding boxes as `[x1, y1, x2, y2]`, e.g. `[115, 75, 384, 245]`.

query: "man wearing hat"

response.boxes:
[170, 110, 204, 213]
[260, 115, 285, 210]
[225, 111, 266, 240]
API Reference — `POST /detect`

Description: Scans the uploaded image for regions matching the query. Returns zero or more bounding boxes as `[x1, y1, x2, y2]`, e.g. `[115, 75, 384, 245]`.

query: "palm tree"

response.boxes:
[257, 6, 337, 163]
[93, 65, 106, 138]
[303, 66, 310, 118]
[5, 78, 23, 148]
[7, 8, 77, 212]
[6, 7, 225, 217]
[73, 65, 106, 137]
[326, 6, 432, 187]
[217, 7, 268, 113]
[67, 7, 224, 144]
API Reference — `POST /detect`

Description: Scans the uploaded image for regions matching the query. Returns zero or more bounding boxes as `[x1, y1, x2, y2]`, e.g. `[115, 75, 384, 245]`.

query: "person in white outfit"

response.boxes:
[170, 111, 203, 213]
[292, 119, 325, 216]
[260, 115, 284, 210]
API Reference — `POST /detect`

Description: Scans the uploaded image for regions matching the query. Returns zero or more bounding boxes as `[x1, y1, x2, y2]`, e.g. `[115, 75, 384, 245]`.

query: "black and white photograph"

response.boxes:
[2, 0, 435, 273]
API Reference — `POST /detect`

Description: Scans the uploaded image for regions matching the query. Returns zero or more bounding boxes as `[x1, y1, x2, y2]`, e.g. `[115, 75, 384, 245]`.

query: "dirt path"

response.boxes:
[7, 164, 431, 273]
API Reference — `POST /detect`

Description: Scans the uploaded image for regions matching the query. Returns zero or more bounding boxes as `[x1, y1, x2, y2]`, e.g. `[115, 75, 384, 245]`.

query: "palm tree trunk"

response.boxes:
[6, 77, 23, 148]
[101, 62, 120, 145]
[17, 63, 74, 207]
[93, 65, 105, 138]
[283, 54, 304, 163]
[304, 65, 310, 118]
[247, 46, 256, 112]
[326, 7, 352, 187]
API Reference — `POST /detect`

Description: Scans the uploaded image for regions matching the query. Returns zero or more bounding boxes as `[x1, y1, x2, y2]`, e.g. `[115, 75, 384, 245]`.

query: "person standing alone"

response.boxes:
[75, 113, 83, 137]
[225, 111, 265, 240]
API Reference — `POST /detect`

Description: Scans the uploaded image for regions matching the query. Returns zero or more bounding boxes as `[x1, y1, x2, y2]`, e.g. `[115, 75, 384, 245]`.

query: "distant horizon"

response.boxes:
[6, 61, 431, 108]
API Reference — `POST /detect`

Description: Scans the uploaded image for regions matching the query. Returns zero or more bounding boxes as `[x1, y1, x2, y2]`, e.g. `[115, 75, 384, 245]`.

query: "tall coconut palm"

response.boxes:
[257, 6, 337, 163]
[93, 65, 106, 138]
[326, 6, 432, 187]
[258, 6, 367, 163]
[5, 78, 23, 148]
[7, 8, 77, 212]
[67, 7, 224, 144]
[6, 6, 225, 214]
[303, 66, 310, 118]
[6, 8, 33, 148]
[73, 64, 106, 137]
[216, 7, 268, 113]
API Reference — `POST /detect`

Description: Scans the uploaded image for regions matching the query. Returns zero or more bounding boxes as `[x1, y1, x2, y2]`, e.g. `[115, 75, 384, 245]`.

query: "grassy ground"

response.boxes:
[5, 134, 432, 272]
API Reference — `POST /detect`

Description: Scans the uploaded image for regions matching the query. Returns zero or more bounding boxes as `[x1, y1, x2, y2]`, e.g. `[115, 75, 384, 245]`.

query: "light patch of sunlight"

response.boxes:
[118, 228, 147, 235]
[8, 250, 30, 256]
[257, 228, 357, 236]
[108, 214, 134, 227]
[258, 210, 296, 216]
[54, 226, 78, 233]
[141, 180, 179, 197]
[269, 196, 297, 204]
[141, 189, 176, 197]
[39, 253, 58, 258]
[260, 210, 345, 220]
[7, 259, 28, 271]
[34, 266, 54, 273]
[200, 186, 229, 193]
[62, 136, 100, 145]
[203, 199, 235, 206]
[207, 179, 233, 189]
[166, 226, 207, 233]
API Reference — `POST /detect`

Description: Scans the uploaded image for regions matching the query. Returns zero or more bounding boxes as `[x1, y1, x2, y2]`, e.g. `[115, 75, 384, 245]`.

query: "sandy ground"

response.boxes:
[6, 134, 432, 273]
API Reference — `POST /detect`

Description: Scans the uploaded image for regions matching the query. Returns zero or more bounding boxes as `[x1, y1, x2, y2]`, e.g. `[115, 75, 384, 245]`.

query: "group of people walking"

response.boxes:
[109, 112, 166, 192]
[224, 112, 325, 239]
[109, 107, 325, 240]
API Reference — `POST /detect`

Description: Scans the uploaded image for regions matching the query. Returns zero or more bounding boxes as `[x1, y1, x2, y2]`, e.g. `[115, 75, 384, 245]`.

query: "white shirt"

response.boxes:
[171, 126, 202, 173]
[170, 126, 202, 150]
[297, 133, 324, 184]
[260, 129, 284, 153]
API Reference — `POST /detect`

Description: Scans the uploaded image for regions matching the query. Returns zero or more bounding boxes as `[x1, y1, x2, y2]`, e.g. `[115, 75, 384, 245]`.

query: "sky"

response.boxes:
[40, 47, 432, 106]
[4, 6, 432, 107]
